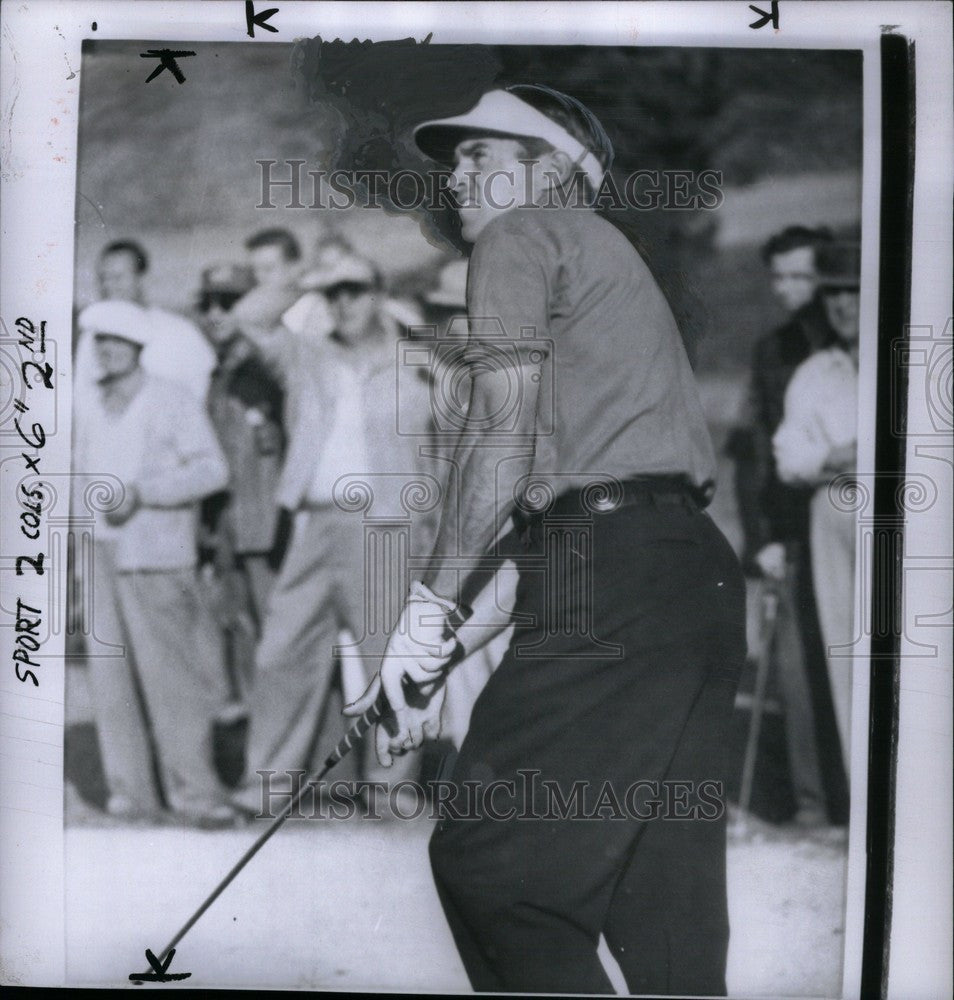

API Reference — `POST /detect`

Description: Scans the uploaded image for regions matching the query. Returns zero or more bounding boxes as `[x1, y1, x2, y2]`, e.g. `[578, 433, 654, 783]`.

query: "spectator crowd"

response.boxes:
[70, 228, 513, 826]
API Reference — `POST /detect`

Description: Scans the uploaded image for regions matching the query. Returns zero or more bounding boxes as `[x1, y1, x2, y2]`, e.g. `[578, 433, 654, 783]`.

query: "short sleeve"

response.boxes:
[464, 211, 555, 369]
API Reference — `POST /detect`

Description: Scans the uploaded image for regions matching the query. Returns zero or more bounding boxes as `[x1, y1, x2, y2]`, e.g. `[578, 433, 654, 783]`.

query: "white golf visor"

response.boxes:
[414, 89, 605, 190]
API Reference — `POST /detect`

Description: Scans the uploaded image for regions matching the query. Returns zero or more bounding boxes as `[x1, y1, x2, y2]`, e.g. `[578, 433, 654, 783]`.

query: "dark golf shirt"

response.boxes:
[465, 205, 716, 496]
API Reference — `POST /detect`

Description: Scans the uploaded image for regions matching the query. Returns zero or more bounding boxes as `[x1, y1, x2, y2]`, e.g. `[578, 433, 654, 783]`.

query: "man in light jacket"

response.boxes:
[773, 242, 861, 776]
[230, 255, 438, 816]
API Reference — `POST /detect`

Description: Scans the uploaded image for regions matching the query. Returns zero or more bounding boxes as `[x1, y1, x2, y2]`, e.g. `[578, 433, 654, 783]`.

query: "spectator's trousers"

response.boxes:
[222, 552, 276, 699]
[429, 485, 747, 995]
[810, 488, 856, 774]
[772, 551, 828, 816]
[87, 541, 230, 813]
[236, 507, 418, 806]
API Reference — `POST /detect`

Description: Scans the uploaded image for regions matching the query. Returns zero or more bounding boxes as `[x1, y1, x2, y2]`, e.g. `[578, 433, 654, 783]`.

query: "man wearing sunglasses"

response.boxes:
[196, 264, 286, 711]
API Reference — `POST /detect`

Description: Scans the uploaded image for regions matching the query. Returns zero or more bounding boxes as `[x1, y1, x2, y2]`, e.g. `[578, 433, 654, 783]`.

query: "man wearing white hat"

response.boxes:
[229, 254, 438, 814]
[73, 300, 235, 826]
[346, 85, 746, 994]
[75, 240, 217, 406]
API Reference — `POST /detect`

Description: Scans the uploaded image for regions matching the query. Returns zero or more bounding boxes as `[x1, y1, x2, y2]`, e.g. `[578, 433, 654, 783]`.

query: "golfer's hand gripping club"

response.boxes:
[343, 585, 458, 766]
[324, 686, 388, 769]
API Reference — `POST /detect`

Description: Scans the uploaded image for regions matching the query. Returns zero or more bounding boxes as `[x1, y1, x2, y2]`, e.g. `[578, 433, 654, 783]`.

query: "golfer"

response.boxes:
[346, 84, 746, 995]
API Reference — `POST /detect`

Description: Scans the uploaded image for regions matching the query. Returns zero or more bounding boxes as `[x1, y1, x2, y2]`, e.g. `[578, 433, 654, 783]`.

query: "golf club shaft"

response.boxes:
[157, 691, 386, 963]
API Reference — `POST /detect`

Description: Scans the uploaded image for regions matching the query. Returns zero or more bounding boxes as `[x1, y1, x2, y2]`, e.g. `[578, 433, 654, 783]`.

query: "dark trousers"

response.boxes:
[774, 553, 828, 814]
[429, 488, 747, 995]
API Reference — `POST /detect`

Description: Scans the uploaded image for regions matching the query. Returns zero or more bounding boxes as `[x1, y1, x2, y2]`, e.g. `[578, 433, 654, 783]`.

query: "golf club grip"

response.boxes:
[324, 690, 387, 768]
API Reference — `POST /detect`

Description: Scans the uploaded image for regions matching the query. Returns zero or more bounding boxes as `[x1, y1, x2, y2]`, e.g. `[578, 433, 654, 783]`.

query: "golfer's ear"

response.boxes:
[545, 150, 575, 188]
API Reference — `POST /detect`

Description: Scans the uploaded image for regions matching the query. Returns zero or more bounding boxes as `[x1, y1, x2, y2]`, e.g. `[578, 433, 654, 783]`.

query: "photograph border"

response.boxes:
[0, 3, 950, 995]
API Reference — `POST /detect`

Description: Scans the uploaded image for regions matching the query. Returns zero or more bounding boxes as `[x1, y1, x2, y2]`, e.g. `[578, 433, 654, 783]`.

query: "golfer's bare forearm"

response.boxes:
[423, 437, 531, 605]
[422, 359, 542, 605]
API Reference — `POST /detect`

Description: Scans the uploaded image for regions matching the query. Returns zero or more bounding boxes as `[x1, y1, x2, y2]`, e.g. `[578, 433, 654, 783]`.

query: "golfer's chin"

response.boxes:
[457, 207, 504, 243]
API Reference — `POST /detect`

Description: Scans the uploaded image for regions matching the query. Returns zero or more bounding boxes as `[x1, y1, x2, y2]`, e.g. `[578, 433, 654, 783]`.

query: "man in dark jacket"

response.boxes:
[730, 225, 843, 826]
[197, 264, 286, 705]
